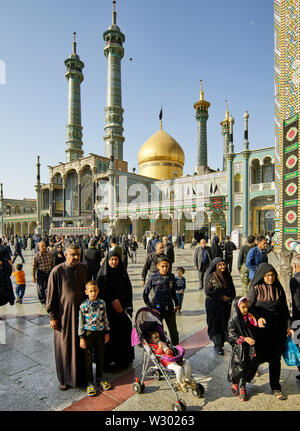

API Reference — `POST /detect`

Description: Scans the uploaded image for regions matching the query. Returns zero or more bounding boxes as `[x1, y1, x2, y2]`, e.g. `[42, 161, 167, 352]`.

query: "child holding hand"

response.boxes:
[227, 296, 263, 401]
[79, 280, 111, 396]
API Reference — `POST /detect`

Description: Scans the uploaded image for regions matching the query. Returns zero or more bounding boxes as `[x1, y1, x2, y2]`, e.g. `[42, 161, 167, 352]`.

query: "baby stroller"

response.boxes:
[126, 307, 204, 411]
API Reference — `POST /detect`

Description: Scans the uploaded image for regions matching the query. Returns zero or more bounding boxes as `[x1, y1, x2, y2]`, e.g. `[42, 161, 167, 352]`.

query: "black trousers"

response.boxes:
[84, 331, 105, 385]
[197, 264, 208, 289]
[268, 354, 282, 391]
[161, 309, 179, 346]
[13, 252, 25, 263]
[225, 255, 233, 273]
[37, 270, 50, 304]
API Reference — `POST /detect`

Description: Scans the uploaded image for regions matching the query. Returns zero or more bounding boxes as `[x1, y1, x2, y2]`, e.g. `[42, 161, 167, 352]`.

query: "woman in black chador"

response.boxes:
[205, 257, 236, 355]
[227, 296, 261, 401]
[96, 250, 134, 370]
[247, 263, 292, 400]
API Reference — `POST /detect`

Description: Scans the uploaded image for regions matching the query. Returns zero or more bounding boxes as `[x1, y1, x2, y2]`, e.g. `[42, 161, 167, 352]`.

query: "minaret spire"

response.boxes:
[72, 32, 77, 54]
[193, 80, 210, 174]
[64, 33, 84, 162]
[103, 2, 125, 160]
[220, 100, 230, 170]
[112, 0, 117, 25]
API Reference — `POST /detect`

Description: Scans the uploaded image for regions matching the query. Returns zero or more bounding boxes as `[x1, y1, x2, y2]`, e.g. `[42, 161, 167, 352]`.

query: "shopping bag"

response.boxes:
[282, 336, 300, 367]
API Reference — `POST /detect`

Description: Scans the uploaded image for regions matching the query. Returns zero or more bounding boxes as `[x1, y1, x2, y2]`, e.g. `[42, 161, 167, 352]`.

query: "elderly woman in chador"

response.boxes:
[205, 257, 236, 355]
[247, 263, 293, 400]
[46, 242, 90, 390]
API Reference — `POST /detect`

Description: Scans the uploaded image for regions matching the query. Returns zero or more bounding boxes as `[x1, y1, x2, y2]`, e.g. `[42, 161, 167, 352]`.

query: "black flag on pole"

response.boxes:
[159, 106, 163, 121]
[210, 183, 213, 194]
[214, 185, 218, 194]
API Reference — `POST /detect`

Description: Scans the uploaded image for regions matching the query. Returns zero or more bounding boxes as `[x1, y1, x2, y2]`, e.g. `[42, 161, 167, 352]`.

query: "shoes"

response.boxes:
[59, 384, 71, 391]
[198, 287, 203, 290]
[231, 384, 239, 396]
[177, 310, 181, 314]
[41, 303, 46, 308]
[186, 377, 198, 391]
[86, 385, 97, 396]
[98, 380, 111, 391]
[16, 296, 20, 304]
[273, 390, 286, 400]
[214, 346, 224, 355]
[19, 298, 23, 304]
[239, 386, 248, 402]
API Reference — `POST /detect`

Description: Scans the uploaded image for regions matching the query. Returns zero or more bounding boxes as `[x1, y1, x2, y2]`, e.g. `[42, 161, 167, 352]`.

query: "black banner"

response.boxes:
[282, 113, 299, 251]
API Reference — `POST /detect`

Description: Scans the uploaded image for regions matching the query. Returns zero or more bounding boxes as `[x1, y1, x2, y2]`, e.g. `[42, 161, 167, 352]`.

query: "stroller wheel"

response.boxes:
[192, 383, 205, 398]
[153, 370, 162, 381]
[172, 400, 186, 411]
[133, 381, 145, 394]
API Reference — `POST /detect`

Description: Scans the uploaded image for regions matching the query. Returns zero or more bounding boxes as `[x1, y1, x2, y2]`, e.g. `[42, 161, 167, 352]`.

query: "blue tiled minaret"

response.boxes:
[103, 0, 125, 160]
[64, 33, 84, 162]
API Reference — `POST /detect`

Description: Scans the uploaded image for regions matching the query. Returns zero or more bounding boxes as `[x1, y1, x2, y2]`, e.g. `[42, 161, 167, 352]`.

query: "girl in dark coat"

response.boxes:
[247, 263, 292, 400]
[96, 250, 134, 370]
[205, 257, 236, 355]
[227, 296, 260, 401]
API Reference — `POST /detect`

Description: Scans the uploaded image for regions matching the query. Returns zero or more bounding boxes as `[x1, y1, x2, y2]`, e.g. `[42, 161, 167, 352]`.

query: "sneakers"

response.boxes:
[239, 386, 248, 402]
[15, 296, 20, 304]
[97, 379, 111, 391]
[231, 384, 239, 396]
[86, 385, 97, 396]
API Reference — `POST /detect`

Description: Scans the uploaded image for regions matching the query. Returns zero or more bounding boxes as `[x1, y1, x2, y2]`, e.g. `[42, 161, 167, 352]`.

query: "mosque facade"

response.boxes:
[0, 2, 276, 243]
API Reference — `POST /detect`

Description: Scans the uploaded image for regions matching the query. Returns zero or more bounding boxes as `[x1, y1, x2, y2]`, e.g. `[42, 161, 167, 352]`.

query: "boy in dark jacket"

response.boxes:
[143, 256, 180, 346]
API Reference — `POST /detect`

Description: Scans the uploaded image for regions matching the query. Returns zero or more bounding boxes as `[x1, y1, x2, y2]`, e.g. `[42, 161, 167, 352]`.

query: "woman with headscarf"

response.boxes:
[247, 263, 293, 400]
[96, 250, 134, 370]
[211, 236, 223, 260]
[205, 257, 236, 355]
[52, 244, 66, 267]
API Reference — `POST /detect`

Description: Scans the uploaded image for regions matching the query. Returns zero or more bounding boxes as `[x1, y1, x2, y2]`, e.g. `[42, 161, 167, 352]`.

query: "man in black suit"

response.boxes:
[194, 239, 212, 290]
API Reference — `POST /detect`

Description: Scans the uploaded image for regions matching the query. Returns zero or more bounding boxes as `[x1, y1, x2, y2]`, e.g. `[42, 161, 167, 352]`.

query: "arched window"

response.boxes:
[234, 206, 242, 226]
[262, 157, 274, 183]
[251, 159, 261, 184]
[234, 174, 242, 193]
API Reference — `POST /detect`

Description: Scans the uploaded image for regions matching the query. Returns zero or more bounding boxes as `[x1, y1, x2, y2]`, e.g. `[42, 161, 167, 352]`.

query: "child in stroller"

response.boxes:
[146, 328, 193, 393]
[129, 307, 204, 411]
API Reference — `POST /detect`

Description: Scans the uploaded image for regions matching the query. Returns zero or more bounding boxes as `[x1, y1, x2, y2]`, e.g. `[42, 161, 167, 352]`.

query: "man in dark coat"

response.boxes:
[163, 236, 175, 273]
[224, 236, 237, 274]
[194, 239, 212, 290]
[142, 241, 167, 286]
[290, 254, 300, 380]
[246, 236, 268, 280]
[46, 243, 90, 390]
[82, 238, 103, 280]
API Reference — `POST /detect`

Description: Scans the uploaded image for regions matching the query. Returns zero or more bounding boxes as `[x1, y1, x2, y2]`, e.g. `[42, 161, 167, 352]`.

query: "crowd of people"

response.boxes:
[0, 229, 299, 404]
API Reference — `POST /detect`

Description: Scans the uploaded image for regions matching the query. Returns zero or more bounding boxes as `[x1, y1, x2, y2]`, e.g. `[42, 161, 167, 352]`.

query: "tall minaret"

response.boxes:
[242, 111, 250, 237]
[226, 115, 235, 236]
[193, 80, 210, 174]
[103, 0, 125, 160]
[64, 32, 84, 162]
[220, 101, 230, 171]
[35, 155, 42, 231]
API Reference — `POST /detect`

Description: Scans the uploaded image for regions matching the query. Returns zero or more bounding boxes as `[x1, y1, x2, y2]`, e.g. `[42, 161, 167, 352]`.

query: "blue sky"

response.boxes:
[0, 0, 274, 199]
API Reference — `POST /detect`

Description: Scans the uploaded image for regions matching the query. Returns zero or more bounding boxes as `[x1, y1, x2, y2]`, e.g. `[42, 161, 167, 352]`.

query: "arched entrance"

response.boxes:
[137, 217, 150, 242]
[115, 217, 132, 236]
[155, 213, 172, 238]
[210, 210, 226, 241]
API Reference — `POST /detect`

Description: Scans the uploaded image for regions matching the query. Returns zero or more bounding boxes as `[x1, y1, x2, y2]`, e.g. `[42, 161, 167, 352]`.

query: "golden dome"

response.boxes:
[138, 129, 185, 180]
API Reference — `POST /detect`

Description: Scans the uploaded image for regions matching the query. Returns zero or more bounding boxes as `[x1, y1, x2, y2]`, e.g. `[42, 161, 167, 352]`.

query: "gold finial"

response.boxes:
[200, 80, 204, 101]
[113, 0, 116, 12]
[225, 100, 229, 120]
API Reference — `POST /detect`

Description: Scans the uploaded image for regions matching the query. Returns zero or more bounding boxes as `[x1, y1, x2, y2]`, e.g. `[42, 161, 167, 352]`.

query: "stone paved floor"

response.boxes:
[0, 245, 300, 411]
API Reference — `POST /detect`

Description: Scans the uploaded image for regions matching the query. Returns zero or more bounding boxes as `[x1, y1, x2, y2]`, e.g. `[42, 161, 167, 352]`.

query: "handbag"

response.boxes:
[282, 336, 300, 367]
